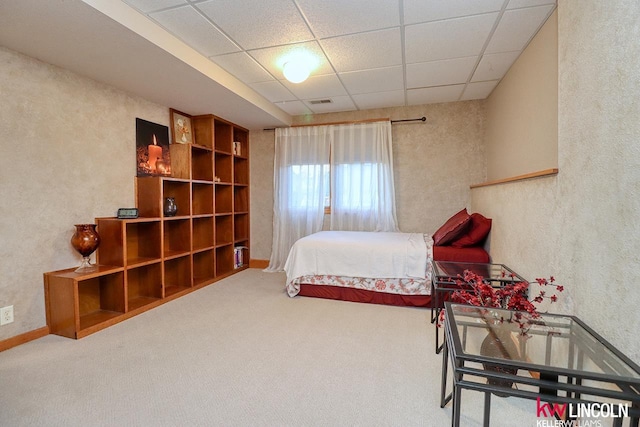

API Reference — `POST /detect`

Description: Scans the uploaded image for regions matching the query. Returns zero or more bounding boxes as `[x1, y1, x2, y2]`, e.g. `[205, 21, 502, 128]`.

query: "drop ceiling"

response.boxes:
[0, 0, 556, 129]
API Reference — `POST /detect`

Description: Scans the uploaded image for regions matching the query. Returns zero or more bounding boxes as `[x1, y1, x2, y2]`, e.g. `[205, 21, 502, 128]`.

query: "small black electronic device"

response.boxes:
[117, 208, 139, 219]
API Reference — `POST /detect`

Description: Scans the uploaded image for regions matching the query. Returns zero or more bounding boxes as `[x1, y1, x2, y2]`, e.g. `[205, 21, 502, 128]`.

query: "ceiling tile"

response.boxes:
[212, 52, 274, 84]
[123, 0, 186, 14]
[281, 73, 347, 100]
[304, 96, 357, 114]
[352, 91, 405, 110]
[274, 100, 313, 116]
[406, 56, 477, 89]
[249, 41, 333, 81]
[297, 0, 400, 38]
[407, 85, 464, 105]
[405, 13, 499, 63]
[507, 0, 556, 9]
[196, 0, 313, 50]
[320, 28, 402, 73]
[485, 5, 555, 53]
[403, 0, 504, 25]
[472, 51, 521, 81]
[460, 80, 499, 100]
[150, 6, 239, 56]
[339, 66, 404, 95]
[250, 81, 297, 102]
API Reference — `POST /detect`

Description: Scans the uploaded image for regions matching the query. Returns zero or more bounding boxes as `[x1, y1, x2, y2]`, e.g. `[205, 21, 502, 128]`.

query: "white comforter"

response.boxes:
[284, 231, 428, 289]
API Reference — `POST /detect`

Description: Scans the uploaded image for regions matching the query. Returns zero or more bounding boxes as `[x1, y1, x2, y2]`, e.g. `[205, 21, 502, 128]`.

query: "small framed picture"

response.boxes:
[170, 108, 193, 144]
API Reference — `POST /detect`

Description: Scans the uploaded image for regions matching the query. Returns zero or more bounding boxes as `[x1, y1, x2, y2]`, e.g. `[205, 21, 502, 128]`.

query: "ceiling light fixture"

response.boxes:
[283, 59, 310, 84]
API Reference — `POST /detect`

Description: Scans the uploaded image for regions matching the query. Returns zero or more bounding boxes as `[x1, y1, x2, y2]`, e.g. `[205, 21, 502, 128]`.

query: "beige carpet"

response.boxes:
[0, 269, 534, 426]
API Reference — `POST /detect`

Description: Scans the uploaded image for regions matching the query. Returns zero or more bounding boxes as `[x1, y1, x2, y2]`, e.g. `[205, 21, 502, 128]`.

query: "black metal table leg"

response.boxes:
[440, 336, 451, 408]
[483, 392, 491, 427]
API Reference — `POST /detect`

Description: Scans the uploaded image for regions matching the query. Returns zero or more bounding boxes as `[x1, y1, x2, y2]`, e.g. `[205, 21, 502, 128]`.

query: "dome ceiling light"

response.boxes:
[279, 50, 318, 84]
[283, 59, 310, 84]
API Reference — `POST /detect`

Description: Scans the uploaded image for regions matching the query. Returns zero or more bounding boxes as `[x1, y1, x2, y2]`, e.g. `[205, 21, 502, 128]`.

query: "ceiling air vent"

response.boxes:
[309, 99, 333, 105]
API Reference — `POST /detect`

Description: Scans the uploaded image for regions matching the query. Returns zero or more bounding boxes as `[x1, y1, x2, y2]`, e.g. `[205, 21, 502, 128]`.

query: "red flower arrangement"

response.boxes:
[439, 270, 564, 336]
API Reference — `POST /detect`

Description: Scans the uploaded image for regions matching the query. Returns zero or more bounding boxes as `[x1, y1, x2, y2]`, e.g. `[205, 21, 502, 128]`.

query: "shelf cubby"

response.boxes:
[234, 213, 249, 242]
[125, 220, 162, 267]
[126, 263, 162, 311]
[215, 214, 233, 246]
[193, 249, 215, 286]
[192, 182, 214, 215]
[215, 184, 233, 214]
[192, 216, 214, 250]
[191, 146, 214, 182]
[234, 186, 249, 213]
[77, 270, 126, 330]
[164, 255, 192, 297]
[214, 119, 232, 153]
[234, 157, 249, 185]
[215, 152, 232, 183]
[233, 127, 248, 158]
[44, 267, 126, 339]
[192, 115, 215, 149]
[163, 179, 190, 218]
[216, 244, 234, 277]
[163, 218, 191, 258]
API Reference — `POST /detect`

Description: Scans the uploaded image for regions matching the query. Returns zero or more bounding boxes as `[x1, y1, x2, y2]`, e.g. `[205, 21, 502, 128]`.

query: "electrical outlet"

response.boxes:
[0, 305, 14, 325]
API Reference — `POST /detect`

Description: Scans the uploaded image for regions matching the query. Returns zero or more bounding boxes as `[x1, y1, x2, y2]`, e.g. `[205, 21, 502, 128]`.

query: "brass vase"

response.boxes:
[71, 224, 100, 272]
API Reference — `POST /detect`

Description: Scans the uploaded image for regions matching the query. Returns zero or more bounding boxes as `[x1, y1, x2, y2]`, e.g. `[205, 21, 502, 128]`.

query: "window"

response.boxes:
[290, 162, 381, 213]
[288, 164, 329, 210]
[268, 121, 397, 270]
[333, 162, 379, 210]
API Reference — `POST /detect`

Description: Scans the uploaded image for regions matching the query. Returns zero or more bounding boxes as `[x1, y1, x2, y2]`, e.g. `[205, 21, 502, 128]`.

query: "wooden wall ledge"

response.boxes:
[470, 168, 559, 189]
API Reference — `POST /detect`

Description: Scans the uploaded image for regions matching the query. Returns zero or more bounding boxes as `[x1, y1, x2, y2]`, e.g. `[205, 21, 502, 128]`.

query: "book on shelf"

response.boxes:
[234, 246, 248, 268]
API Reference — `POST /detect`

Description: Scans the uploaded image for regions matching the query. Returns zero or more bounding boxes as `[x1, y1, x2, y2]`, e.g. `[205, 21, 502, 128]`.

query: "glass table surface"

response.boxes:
[447, 303, 640, 380]
[433, 261, 526, 284]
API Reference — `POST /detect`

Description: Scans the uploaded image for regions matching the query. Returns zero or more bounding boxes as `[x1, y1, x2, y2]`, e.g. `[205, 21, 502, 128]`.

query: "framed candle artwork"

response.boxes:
[135, 118, 172, 177]
[169, 108, 193, 145]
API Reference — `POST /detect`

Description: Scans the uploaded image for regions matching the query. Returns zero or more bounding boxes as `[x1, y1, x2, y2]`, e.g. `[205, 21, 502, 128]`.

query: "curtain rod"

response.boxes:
[391, 116, 426, 124]
[262, 116, 426, 131]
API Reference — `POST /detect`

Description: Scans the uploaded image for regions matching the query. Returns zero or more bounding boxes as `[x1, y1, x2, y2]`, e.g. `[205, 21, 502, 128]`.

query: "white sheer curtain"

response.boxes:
[265, 126, 330, 271]
[330, 121, 398, 231]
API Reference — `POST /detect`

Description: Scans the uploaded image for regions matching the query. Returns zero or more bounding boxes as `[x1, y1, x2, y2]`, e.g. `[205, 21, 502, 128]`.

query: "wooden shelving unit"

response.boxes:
[44, 113, 249, 339]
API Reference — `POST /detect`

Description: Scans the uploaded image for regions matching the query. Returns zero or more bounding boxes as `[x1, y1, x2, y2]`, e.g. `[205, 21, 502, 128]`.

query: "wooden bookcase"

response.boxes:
[44, 114, 249, 339]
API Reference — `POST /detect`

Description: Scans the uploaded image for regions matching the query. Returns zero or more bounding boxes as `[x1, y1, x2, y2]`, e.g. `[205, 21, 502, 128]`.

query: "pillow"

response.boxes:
[432, 208, 472, 246]
[451, 213, 492, 248]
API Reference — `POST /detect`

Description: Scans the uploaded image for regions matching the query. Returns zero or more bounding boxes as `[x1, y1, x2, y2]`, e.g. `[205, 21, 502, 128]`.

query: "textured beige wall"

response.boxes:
[250, 102, 486, 259]
[485, 10, 558, 181]
[472, 1, 640, 362]
[0, 47, 169, 340]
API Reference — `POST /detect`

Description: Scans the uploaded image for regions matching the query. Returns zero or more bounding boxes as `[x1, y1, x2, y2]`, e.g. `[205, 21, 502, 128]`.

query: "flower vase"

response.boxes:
[480, 326, 519, 395]
[164, 197, 177, 217]
[70, 224, 100, 273]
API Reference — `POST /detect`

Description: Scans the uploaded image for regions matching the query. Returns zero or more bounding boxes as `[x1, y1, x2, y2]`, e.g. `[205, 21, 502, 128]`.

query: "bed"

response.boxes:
[284, 209, 491, 307]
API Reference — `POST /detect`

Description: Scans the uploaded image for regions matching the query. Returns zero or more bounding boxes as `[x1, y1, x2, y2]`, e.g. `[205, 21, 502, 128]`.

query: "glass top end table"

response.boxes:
[441, 303, 640, 426]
